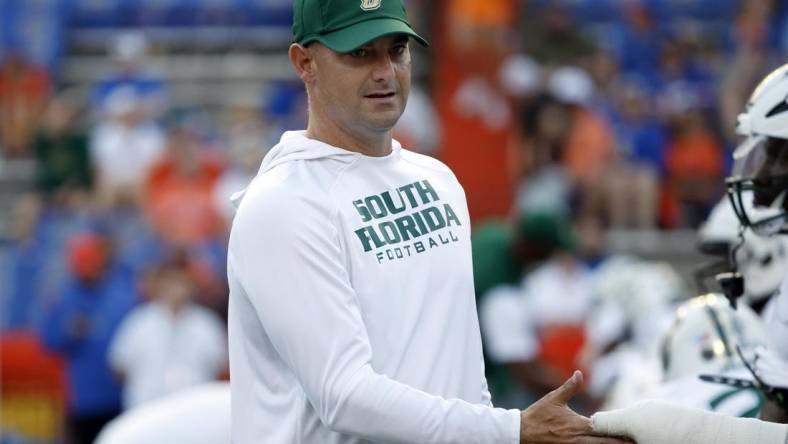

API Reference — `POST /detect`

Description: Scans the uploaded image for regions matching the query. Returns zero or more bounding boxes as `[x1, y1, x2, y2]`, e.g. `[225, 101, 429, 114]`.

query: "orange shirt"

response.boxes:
[562, 107, 617, 186]
[666, 129, 722, 179]
[144, 153, 225, 245]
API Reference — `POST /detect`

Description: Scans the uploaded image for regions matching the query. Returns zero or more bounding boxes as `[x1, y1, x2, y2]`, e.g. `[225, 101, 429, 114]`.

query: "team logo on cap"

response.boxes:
[360, 0, 382, 11]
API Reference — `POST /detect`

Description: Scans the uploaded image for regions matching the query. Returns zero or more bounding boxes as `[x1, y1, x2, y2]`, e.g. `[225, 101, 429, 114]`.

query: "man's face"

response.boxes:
[753, 137, 788, 210]
[310, 35, 411, 136]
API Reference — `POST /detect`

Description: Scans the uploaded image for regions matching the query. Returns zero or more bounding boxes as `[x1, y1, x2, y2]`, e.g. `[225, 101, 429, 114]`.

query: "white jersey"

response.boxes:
[766, 277, 788, 361]
[109, 302, 227, 409]
[644, 369, 764, 418]
[227, 131, 519, 444]
[754, 276, 788, 391]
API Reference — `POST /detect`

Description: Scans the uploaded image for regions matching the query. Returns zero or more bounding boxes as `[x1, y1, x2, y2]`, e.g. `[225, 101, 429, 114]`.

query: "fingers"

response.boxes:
[547, 370, 584, 404]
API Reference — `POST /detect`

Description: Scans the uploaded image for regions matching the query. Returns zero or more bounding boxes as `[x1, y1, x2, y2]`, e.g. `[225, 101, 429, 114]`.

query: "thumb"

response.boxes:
[547, 370, 583, 404]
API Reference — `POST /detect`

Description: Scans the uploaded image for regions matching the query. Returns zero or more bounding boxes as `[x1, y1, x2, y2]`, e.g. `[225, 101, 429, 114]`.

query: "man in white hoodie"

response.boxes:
[226, 1, 627, 443]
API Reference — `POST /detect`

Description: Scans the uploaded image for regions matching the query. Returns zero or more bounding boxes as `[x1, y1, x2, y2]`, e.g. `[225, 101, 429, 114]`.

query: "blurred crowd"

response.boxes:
[1, 30, 278, 443]
[3, 0, 788, 443]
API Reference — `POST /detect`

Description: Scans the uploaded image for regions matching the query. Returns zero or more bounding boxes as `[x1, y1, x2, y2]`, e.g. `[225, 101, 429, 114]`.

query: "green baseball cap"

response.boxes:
[293, 0, 429, 53]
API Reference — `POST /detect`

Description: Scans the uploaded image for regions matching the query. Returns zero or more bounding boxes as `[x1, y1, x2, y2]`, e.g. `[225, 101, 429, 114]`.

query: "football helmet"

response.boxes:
[726, 63, 788, 236]
[661, 294, 767, 381]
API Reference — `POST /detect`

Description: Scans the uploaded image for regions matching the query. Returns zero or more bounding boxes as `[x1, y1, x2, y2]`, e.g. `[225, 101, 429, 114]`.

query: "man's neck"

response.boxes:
[305, 112, 392, 157]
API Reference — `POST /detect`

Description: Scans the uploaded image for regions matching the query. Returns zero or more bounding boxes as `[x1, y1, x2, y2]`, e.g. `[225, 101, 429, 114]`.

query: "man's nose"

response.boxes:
[371, 53, 395, 82]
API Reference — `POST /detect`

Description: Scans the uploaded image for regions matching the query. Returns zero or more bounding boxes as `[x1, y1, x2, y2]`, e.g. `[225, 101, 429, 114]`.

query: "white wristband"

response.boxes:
[592, 399, 788, 444]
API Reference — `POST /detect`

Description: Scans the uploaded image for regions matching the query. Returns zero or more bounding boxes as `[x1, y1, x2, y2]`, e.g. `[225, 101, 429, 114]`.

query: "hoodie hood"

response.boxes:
[231, 130, 401, 207]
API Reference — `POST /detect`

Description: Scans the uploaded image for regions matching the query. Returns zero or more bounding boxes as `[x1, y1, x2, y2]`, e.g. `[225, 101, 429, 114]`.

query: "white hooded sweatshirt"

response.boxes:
[227, 131, 520, 443]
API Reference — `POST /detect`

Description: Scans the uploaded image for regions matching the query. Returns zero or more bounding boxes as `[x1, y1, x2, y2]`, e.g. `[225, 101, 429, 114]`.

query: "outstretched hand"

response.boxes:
[520, 370, 633, 443]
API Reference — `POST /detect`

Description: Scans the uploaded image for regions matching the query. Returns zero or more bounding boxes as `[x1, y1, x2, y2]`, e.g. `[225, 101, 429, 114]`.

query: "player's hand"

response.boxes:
[593, 399, 788, 444]
[520, 370, 633, 443]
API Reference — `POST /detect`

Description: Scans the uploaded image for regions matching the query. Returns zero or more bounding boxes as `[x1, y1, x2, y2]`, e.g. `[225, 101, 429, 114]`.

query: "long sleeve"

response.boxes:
[231, 184, 520, 444]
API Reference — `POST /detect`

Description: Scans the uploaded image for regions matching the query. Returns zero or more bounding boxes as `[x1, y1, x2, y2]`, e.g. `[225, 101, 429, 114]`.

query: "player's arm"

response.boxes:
[232, 184, 624, 444]
[593, 399, 788, 444]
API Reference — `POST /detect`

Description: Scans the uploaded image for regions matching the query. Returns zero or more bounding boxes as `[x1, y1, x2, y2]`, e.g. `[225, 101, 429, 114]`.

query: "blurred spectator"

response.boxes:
[0, 50, 51, 157]
[34, 91, 93, 198]
[531, 66, 659, 228]
[144, 114, 225, 246]
[103, 203, 168, 276]
[91, 32, 167, 121]
[109, 260, 226, 410]
[472, 212, 576, 301]
[549, 66, 616, 190]
[213, 97, 270, 226]
[615, 0, 665, 87]
[655, 37, 714, 97]
[90, 87, 165, 209]
[479, 213, 588, 405]
[584, 77, 663, 228]
[2, 195, 46, 330]
[609, 76, 668, 177]
[719, 1, 779, 144]
[499, 54, 543, 100]
[520, 4, 596, 66]
[40, 232, 137, 444]
[475, 212, 579, 404]
[662, 109, 724, 228]
[515, 93, 573, 217]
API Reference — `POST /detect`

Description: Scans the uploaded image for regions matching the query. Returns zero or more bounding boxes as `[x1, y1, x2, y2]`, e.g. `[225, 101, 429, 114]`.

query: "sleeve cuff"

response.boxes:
[507, 408, 520, 444]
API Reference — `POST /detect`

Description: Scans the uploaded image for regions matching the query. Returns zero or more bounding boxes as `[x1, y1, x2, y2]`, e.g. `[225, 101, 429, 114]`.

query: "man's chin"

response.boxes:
[361, 116, 402, 133]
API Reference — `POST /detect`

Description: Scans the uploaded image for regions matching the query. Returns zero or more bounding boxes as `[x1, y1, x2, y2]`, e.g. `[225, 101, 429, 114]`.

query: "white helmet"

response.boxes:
[661, 294, 767, 381]
[727, 63, 788, 236]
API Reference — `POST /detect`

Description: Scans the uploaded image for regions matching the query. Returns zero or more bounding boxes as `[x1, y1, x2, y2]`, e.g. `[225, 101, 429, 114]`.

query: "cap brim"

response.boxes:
[310, 18, 429, 53]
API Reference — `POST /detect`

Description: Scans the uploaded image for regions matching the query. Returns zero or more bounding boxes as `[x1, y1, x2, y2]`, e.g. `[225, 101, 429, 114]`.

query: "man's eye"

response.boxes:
[392, 45, 407, 55]
[350, 48, 369, 58]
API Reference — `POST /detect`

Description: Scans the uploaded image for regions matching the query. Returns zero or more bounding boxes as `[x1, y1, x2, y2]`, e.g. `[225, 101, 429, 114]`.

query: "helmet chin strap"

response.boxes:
[716, 230, 747, 309]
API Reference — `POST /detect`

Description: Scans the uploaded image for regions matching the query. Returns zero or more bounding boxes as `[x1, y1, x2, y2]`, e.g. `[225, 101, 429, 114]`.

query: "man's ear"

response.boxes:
[289, 43, 316, 83]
